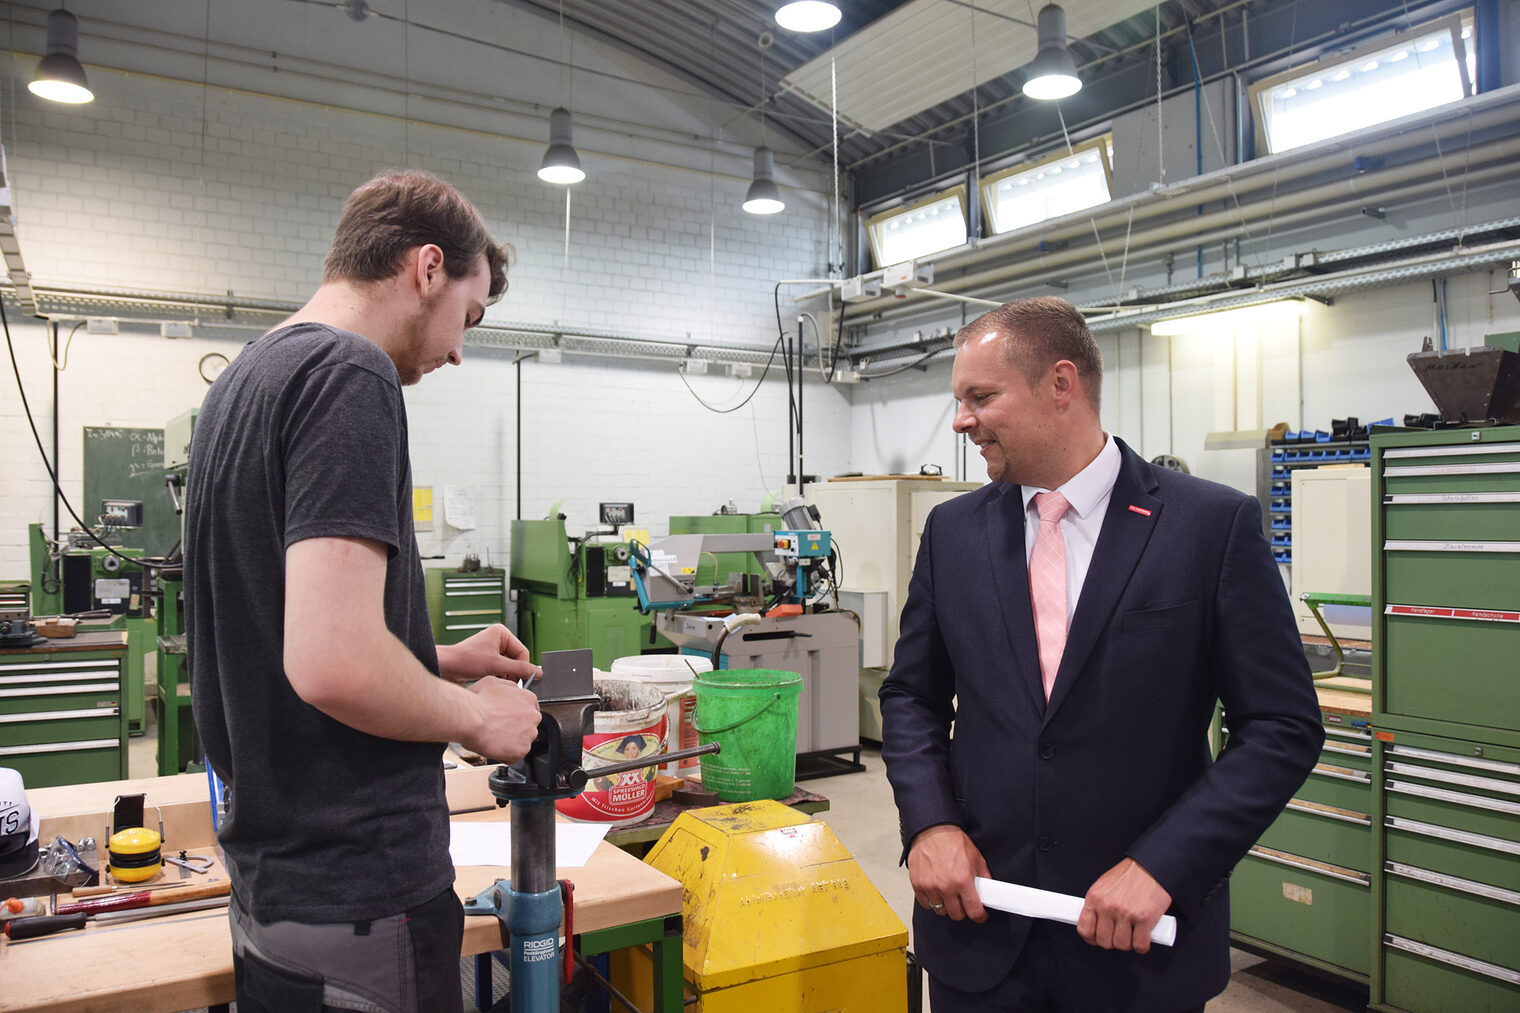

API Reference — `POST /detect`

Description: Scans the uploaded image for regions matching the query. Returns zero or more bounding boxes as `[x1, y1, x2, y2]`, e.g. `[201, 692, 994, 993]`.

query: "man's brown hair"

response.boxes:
[323, 170, 514, 302]
[954, 296, 1103, 410]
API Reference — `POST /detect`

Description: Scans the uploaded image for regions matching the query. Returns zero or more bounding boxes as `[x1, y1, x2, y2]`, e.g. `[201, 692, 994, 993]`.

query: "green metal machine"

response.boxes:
[28, 523, 154, 738]
[667, 512, 780, 587]
[510, 505, 655, 669]
[154, 407, 198, 775]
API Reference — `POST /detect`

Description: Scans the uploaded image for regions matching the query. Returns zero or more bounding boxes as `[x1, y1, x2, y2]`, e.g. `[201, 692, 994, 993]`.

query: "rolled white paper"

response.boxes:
[973, 876, 1177, 947]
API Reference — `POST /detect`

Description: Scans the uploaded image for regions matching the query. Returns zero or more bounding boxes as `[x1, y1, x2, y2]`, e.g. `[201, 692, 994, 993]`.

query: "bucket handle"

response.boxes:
[691, 691, 783, 735]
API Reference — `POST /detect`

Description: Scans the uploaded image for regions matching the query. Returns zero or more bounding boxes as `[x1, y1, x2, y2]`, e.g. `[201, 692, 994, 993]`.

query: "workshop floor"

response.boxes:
[129, 732, 1369, 1012]
[808, 747, 1370, 1012]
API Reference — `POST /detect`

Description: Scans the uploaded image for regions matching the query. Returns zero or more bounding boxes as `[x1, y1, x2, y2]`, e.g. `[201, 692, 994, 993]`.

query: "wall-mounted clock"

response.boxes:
[199, 352, 229, 384]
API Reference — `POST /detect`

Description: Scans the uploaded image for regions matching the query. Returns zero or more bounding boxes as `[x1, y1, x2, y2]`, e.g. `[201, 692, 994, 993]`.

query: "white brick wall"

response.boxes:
[0, 63, 848, 579]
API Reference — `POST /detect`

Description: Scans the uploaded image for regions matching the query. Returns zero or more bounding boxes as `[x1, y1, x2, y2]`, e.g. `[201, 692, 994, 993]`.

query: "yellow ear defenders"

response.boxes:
[106, 793, 163, 884]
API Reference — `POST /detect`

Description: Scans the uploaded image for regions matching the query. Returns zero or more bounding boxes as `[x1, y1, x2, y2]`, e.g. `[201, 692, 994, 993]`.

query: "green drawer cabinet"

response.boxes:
[0, 632, 128, 788]
[1227, 703, 1375, 982]
[1373, 427, 1520, 739]
[1372, 729, 1520, 1011]
[1370, 427, 1520, 1011]
[425, 567, 507, 645]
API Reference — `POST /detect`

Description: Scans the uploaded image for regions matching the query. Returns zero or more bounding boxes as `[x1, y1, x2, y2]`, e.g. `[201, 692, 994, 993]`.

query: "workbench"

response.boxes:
[1, 766, 685, 1013]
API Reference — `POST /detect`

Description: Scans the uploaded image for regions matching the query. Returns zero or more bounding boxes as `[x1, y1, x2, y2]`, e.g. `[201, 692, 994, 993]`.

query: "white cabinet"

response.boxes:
[805, 478, 981, 668]
[1289, 466, 1371, 640]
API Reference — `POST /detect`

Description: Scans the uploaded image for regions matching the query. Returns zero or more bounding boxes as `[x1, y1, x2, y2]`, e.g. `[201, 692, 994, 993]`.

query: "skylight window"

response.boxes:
[866, 188, 968, 268]
[1252, 13, 1473, 154]
[980, 136, 1114, 236]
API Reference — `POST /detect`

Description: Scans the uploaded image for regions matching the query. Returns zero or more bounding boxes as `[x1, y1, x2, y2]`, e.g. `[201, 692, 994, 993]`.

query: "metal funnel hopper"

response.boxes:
[1406, 344, 1520, 424]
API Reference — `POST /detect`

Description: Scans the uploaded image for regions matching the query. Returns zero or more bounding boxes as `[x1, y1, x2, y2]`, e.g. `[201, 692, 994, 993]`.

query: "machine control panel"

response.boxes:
[599, 502, 635, 526]
[773, 530, 831, 561]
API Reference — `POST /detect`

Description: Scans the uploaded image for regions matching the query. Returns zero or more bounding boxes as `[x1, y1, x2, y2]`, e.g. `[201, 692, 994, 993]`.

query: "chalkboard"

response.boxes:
[82, 427, 179, 558]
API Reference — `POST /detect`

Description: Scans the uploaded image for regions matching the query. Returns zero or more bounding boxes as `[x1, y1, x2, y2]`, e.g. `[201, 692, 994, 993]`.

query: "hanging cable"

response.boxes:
[3, 299, 168, 571]
[859, 347, 953, 381]
[676, 335, 786, 414]
[48, 321, 85, 371]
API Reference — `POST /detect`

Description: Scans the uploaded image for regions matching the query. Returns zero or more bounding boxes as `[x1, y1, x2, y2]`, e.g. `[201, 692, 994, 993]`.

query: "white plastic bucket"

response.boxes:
[610, 654, 713, 776]
[555, 678, 667, 827]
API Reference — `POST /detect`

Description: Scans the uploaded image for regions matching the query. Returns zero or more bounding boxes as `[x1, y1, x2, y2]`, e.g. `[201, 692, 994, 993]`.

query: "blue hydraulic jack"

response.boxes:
[463, 649, 719, 1013]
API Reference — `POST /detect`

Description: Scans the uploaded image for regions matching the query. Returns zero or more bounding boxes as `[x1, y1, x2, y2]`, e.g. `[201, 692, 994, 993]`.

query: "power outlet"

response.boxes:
[86, 317, 119, 335]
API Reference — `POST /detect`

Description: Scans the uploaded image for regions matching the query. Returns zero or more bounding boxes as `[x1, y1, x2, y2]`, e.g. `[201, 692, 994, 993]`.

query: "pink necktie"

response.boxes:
[1029, 491, 1071, 701]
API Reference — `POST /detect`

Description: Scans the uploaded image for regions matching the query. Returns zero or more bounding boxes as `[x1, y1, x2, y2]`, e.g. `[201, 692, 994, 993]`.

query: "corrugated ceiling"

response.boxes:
[781, 0, 1160, 131]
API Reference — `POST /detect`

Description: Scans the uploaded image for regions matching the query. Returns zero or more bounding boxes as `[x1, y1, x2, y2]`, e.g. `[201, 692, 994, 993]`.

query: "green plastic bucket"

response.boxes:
[692, 668, 802, 801]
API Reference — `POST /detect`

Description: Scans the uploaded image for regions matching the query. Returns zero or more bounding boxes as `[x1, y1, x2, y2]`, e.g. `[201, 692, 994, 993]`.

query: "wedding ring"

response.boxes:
[931, 902, 946, 911]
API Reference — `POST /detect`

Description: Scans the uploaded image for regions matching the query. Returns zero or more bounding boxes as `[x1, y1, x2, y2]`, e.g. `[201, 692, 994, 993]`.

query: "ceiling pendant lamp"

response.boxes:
[775, 2, 841, 33]
[1022, 4, 1081, 101]
[29, 9, 94, 104]
[743, 147, 785, 215]
[537, 107, 585, 185]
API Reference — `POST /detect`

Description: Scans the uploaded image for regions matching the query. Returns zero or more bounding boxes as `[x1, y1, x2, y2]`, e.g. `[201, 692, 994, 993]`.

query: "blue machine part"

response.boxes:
[772, 529, 831, 559]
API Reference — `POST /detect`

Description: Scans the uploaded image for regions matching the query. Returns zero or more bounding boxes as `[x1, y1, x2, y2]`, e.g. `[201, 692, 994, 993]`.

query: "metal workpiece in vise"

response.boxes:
[462, 649, 719, 1013]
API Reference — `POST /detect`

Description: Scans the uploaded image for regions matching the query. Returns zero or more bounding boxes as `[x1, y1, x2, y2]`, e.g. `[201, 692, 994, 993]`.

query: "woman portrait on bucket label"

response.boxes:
[593, 734, 658, 792]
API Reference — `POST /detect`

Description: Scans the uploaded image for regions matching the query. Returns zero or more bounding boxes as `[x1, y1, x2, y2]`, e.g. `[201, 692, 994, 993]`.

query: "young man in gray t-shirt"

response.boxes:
[187, 170, 540, 1013]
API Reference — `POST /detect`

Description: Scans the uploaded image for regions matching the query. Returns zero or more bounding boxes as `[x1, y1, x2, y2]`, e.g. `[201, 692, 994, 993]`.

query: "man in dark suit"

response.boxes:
[880, 297, 1324, 1011]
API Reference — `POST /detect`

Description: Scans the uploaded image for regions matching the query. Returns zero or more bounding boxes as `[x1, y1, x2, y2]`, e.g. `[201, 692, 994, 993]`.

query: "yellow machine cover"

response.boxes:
[643, 799, 908, 992]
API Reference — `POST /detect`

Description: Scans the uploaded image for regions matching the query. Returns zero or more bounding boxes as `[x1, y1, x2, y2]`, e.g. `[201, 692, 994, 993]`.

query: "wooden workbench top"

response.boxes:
[2, 771, 681, 1013]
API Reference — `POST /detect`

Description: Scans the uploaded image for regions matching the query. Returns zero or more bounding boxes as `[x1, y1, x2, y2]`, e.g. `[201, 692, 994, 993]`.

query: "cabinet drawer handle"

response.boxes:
[1385, 815, 1520, 856]
[1383, 462, 1520, 478]
[1385, 763, 1520, 798]
[1386, 779, 1520, 816]
[1386, 744, 1520, 778]
[1247, 846, 1370, 885]
[1385, 861, 1520, 908]
[1383, 934, 1520, 986]
[0, 683, 119, 699]
[444, 623, 494, 632]
[1285, 799, 1370, 825]
[1384, 442, 1520, 461]
[1323, 741, 1371, 758]
[0, 706, 119, 723]
[1384, 539, 1520, 553]
[1383, 492, 1520, 505]
[0, 737, 117, 757]
[0, 660, 121, 676]
[1312, 762, 1372, 784]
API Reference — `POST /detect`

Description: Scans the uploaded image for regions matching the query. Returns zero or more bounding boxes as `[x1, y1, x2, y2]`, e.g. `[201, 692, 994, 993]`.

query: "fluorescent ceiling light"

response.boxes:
[537, 107, 585, 185]
[29, 9, 93, 104]
[743, 147, 785, 215]
[1022, 5, 1081, 101]
[1149, 299, 1306, 336]
[775, 2, 841, 33]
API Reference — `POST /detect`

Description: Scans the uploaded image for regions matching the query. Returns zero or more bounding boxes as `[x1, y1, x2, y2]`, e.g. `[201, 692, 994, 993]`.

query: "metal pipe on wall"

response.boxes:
[842, 87, 1520, 317]
[850, 142, 1520, 328]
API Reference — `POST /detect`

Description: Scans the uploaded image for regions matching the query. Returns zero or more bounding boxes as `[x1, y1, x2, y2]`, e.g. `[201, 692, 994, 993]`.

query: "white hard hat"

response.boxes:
[0, 767, 40, 880]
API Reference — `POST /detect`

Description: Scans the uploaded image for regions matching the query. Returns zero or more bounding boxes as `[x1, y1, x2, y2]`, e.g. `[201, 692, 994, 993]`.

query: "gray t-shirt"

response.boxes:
[186, 322, 451, 924]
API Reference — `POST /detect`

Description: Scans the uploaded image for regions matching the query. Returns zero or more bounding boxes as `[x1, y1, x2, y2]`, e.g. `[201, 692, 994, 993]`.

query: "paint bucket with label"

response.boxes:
[556, 678, 667, 826]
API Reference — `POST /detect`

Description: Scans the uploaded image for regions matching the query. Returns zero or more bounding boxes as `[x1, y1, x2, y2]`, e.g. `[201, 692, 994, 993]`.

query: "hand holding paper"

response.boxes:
[974, 876, 1177, 947]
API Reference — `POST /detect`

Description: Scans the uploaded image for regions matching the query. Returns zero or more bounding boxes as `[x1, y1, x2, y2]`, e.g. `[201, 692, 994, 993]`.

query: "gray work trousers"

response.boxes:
[228, 889, 465, 1013]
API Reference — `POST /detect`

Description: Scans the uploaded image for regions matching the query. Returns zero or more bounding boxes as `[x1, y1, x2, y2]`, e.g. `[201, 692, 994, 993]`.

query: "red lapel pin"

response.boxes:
[1128, 505, 1152, 516]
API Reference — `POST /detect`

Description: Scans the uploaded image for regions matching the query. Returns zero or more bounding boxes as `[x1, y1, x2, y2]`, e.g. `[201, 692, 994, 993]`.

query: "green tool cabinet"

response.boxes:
[0, 631, 128, 788]
[426, 567, 508, 645]
[1227, 698, 1376, 983]
[1370, 425, 1520, 1012]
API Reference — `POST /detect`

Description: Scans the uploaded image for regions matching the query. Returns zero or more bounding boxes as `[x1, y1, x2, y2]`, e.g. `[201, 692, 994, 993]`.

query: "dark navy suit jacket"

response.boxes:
[880, 438, 1324, 1009]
